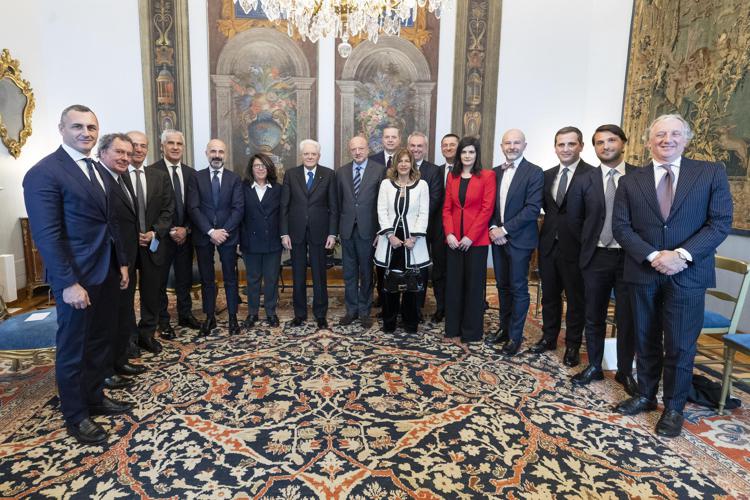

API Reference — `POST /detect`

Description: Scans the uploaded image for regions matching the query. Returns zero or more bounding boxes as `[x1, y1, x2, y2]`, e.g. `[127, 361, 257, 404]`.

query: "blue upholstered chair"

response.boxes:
[0, 307, 57, 371]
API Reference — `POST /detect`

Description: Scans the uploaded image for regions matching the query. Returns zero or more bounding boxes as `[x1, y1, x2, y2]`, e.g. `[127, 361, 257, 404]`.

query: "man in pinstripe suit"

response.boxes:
[612, 114, 732, 437]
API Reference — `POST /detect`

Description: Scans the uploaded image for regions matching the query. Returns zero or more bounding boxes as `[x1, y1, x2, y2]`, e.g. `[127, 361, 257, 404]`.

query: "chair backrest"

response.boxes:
[707, 255, 750, 334]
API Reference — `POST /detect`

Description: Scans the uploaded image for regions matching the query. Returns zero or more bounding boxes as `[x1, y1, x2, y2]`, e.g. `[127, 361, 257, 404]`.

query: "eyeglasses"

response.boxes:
[252, 164, 267, 169]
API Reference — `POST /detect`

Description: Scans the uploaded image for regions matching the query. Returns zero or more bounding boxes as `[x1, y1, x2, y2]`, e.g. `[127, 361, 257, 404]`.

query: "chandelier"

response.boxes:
[233, 0, 448, 57]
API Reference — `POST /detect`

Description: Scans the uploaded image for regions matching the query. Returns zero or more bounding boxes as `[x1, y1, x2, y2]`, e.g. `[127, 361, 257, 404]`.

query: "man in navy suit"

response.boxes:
[188, 139, 244, 336]
[567, 125, 637, 395]
[613, 114, 732, 437]
[532, 126, 594, 367]
[281, 139, 338, 328]
[487, 129, 544, 356]
[23, 105, 131, 444]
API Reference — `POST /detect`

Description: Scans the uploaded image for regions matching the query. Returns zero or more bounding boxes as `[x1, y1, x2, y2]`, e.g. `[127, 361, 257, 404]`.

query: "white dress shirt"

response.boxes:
[165, 161, 185, 200]
[551, 158, 581, 198]
[252, 181, 271, 201]
[128, 164, 148, 206]
[596, 162, 626, 249]
[443, 164, 453, 186]
[62, 143, 105, 191]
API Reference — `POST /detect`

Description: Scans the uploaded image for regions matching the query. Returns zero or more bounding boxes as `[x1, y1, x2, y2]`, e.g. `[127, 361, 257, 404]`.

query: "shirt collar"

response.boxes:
[600, 161, 626, 176]
[209, 166, 224, 175]
[304, 166, 317, 176]
[251, 181, 271, 189]
[61, 143, 90, 163]
[652, 157, 682, 169]
[102, 165, 119, 179]
[504, 156, 523, 168]
[354, 159, 368, 169]
[165, 160, 181, 169]
[559, 158, 581, 172]
[128, 164, 144, 173]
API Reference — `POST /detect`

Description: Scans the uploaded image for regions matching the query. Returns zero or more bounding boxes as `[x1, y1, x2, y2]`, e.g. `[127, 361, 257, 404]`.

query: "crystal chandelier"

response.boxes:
[233, 0, 447, 57]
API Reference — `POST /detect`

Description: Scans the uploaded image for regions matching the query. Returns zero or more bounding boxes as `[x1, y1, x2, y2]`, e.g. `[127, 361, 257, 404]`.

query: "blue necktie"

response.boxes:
[306, 170, 314, 191]
[353, 165, 362, 198]
[83, 158, 105, 197]
[211, 170, 221, 210]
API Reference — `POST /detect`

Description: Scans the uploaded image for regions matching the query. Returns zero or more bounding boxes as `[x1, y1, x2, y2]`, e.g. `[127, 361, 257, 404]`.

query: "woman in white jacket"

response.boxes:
[374, 148, 431, 332]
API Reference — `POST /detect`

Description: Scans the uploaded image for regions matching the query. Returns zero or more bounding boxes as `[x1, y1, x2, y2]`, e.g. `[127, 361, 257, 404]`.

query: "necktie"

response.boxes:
[306, 170, 314, 191]
[212, 170, 221, 210]
[118, 175, 134, 211]
[353, 165, 362, 198]
[502, 161, 513, 170]
[445, 165, 452, 186]
[555, 167, 569, 206]
[656, 164, 674, 220]
[134, 169, 147, 233]
[172, 166, 184, 226]
[83, 158, 105, 197]
[386, 155, 392, 169]
[600, 169, 617, 246]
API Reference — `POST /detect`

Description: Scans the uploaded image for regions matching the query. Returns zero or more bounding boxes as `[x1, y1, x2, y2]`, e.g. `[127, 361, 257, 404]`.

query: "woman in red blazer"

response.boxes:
[442, 136, 497, 343]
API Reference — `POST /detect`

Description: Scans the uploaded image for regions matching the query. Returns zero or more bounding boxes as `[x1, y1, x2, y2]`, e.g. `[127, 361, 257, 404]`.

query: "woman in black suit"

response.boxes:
[240, 153, 282, 327]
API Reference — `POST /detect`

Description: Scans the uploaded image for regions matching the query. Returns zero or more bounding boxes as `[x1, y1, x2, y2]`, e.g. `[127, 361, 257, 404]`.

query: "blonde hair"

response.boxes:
[386, 148, 420, 182]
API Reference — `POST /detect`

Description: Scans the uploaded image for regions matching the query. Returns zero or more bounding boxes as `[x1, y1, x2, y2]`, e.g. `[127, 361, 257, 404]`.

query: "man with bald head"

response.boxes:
[337, 135, 387, 328]
[188, 139, 244, 336]
[487, 129, 544, 355]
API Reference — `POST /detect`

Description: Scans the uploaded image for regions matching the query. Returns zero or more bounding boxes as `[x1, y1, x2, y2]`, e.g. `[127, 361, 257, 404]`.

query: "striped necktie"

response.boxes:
[353, 165, 362, 198]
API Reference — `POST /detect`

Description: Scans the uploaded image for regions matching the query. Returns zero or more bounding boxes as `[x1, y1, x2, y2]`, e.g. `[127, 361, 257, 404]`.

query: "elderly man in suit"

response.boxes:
[567, 124, 638, 395]
[188, 139, 244, 336]
[147, 129, 202, 337]
[612, 114, 732, 437]
[487, 129, 544, 356]
[281, 139, 338, 328]
[407, 131, 443, 320]
[337, 135, 387, 328]
[532, 126, 594, 367]
[23, 105, 131, 444]
[97, 133, 146, 391]
[124, 133, 175, 355]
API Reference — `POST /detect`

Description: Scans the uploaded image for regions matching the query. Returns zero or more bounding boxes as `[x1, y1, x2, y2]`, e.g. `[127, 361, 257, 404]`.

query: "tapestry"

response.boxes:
[622, 0, 750, 233]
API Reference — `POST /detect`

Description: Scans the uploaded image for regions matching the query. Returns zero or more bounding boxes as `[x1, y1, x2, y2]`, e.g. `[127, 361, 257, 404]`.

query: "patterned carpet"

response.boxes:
[1, 289, 749, 498]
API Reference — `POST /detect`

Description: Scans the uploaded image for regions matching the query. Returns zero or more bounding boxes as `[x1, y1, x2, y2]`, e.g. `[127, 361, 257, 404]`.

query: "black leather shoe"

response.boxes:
[159, 323, 175, 339]
[115, 363, 146, 376]
[138, 335, 162, 355]
[127, 340, 141, 359]
[571, 365, 604, 386]
[178, 315, 202, 330]
[361, 317, 373, 329]
[291, 317, 306, 326]
[316, 317, 328, 329]
[244, 314, 258, 328]
[104, 374, 134, 390]
[501, 339, 522, 356]
[563, 347, 580, 367]
[614, 396, 658, 415]
[228, 315, 241, 335]
[200, 315, 217, 336]
[267, 315, 280, 327]
[529, 338, 556, 354]
[339, 314, 357, 326]
[490, 328, 509, 345]
[431, 310, 444, 322]
[417, 311, 424, 324]
[89, 396, 133, 416]
[67, 417, 107, 445]
[656, 409, 684, 438]
[615, 372, 639, 397]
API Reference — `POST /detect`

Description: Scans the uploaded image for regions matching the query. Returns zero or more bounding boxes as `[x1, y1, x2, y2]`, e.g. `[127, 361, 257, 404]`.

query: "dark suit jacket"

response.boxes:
[489, 158, 544, 251]
[568, 163, 637, 269]
[369, 151, 394, 169]
[281, 165, 338, 245]
[417, 160, 444, 235]
[122, 166, 175, 265]
[188, 167, 244, 247]
[443, 169, 497, 246]
[336, 160, 387, 239]
[22, 146, 125, 290]
[150, 159, 196, 229]
[612, 157, 732, 288]
[431, 163, 451, 244]
[539, 160, 594, 260]
[100, 168, 139, 271]
[240, 181, 283, 254]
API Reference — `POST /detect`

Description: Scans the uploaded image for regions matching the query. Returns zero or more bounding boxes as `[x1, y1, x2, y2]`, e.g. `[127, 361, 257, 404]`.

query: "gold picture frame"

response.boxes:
[0, 48, 35, 159]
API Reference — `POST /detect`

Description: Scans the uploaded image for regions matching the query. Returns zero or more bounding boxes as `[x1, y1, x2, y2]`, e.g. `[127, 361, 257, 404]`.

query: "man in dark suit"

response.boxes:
[532, 126, 594, 367]
[407, 131, 443, 319]
[430, 133, 459, 322]
[147, 129, 202, 337]
[188, 139, 244, 336]
[487, 129, 544, 356]
[281, 139, 338, 328]
[124, 135, 175, 354]
[337, 135, 387, 329]
[612, 114, 732, 437]
[23, 105, 131, 444]
[97, 133, 146, 391]
[567, 124, 637, 395]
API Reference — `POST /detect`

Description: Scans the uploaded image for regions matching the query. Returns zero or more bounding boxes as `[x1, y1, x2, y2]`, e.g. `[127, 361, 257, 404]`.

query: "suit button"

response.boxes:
[663, 225, 667, 229]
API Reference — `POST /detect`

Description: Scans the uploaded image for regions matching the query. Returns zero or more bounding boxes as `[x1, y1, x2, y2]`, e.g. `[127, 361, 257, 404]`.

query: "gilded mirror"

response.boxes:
[0, 49, 34, 158]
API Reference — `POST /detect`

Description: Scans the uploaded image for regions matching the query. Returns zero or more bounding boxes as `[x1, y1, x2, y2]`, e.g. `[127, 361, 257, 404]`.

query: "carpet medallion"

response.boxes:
[1, 296, 749, 498]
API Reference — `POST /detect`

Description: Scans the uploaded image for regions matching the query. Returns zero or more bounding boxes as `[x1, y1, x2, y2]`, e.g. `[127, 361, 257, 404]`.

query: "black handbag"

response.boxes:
[384, 268, 424, 293]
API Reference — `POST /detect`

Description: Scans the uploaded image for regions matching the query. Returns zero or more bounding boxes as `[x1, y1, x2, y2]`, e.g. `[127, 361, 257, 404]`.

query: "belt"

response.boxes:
[596, 247, 623, 253]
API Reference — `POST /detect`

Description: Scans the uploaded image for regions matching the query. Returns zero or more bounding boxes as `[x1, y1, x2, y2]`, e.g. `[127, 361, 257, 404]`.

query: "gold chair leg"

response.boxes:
[718, 345, 735, 415]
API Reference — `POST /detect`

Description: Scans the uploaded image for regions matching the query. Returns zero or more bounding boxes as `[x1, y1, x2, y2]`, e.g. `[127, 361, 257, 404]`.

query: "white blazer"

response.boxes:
[373, 179, 431, 268]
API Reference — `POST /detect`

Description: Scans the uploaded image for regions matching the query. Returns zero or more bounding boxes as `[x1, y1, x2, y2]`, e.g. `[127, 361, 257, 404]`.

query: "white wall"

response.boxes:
[0, 0, 145, 290]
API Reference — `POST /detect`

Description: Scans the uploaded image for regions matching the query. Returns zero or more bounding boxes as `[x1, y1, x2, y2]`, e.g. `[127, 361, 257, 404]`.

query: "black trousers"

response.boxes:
[291, 238, 328, 320]
[159, 236, 194, 325]
[445, 245, 488, 341]
[110, 270, 137, 373]
[581, 248, 634, 372]
[430, 238, 447, 314]
[539, 242, 585, 348]
[135, 248, 163, 338]
[383, 288, 418, 331]
[630, 278, 705, 412]
[195, 243, 239, 316]
[491, 243, 532, 343]
[54, 263, 119, 425]
[244, 250, 281, 317]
